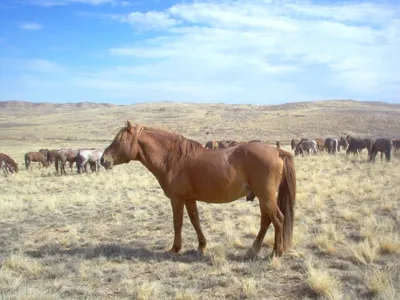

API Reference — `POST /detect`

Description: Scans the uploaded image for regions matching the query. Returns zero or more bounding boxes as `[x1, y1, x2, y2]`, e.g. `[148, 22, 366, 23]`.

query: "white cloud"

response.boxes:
[117, 11, 179, 29]
[20, 22, 42, 30]
[102, 0, 400, 103]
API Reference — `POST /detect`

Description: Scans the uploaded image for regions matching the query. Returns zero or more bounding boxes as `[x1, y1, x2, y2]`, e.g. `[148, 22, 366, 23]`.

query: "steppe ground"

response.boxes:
[0, 100, 399, 300]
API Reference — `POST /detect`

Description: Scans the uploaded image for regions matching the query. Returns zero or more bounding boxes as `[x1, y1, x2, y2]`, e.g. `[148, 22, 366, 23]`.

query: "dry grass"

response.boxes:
[305, 260, 342, 300]
[0, 100, 399, 299]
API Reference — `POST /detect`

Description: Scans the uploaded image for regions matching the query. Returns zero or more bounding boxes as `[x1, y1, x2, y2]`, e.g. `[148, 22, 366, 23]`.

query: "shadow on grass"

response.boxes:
[25, 242, 210, 263]
[24, 241, 274, 264]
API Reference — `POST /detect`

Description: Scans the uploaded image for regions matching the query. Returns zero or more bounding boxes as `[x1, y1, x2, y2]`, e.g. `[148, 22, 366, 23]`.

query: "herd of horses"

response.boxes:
[1, 135, 399, 178]
[290, 135, 399, 161]
[0, 148, 103, 177]
[205, 136, 399, 162]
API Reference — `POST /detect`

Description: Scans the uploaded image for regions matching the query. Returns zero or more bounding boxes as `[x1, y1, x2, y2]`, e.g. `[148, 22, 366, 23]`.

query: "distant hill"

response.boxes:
[0, 99, 399, 143]
[0, 101, 116, 114]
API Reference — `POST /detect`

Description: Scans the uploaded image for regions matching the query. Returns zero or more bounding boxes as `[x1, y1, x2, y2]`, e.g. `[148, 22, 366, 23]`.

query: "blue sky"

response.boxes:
[0, 0, 399, 104]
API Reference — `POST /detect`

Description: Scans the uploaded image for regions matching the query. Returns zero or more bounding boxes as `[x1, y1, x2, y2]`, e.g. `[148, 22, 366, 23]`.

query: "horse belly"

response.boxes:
[190, 166, 249, 203]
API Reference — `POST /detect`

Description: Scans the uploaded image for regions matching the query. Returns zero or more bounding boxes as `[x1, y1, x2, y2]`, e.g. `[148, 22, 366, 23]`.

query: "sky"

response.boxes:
[0, 0, 399, 105]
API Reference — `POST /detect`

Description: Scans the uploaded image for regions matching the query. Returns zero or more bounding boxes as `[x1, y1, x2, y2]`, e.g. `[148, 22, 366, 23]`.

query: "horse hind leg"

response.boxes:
[185, 200, 207, 254]
[247, 211, 271, 258]
[250, 188, 284, 257]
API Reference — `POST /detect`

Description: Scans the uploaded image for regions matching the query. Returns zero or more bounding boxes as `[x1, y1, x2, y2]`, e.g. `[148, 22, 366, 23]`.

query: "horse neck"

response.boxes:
[136, 130, 203, 182]
[135, 131, 175, 181]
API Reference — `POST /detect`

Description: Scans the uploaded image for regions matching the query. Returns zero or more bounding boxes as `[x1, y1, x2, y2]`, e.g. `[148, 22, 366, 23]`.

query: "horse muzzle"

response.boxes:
[100, 156, 113, 170]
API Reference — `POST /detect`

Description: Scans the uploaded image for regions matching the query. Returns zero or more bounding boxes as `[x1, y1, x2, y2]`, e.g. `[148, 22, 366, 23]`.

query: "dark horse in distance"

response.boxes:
[369, 138, 392, 162]
[346, 135, 374, 157]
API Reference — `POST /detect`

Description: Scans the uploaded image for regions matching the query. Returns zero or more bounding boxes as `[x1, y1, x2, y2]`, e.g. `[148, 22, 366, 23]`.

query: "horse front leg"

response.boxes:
[185, 200, 207, 254]
[169, 199, 185, 254]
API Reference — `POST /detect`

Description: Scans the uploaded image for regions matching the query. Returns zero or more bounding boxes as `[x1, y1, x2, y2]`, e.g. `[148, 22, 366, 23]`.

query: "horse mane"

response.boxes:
[134, 125, 205, 165]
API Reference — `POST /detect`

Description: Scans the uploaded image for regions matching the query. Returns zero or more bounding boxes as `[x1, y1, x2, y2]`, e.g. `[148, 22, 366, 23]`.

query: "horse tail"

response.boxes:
[24, 154, 29, 170]
[278, 149, 296, 250]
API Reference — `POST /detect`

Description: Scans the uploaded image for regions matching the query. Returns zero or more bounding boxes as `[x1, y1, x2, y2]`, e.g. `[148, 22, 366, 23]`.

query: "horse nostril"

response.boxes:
[100, 157, 104, 164]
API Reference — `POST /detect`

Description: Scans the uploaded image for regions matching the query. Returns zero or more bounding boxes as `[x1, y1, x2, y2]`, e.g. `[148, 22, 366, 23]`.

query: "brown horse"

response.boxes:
[0, 153, 19, 175]
[101, 121, 296, 258]
[369, 138, 392, 162]
[0, 153, 19, 176]
[204, 141, 219, 150]
[1, 159, 15, 176]
[24, 152, 49, 170]
[55, 149, 79, 175]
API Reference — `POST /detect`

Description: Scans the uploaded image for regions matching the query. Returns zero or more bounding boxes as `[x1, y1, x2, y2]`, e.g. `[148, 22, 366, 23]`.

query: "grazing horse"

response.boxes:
[324, 138, 338, 155]
[24, 152, 49, 170]
[1, 159, 15, 176]
[0, 153, 18, 177]
[101, 121, 296, 258]
[392, 139, 400, 154]
[295, 140, 317, 156]
[204, 141, 219, 150]
[291, 139, 299, 150]
[55, 149, 79, 175]
[249, 140, 261, 143]
[346, 135, 374, 157]
[76, 149, 103, 173]
[0, 153, 19, 176]
[369, 138, 392, 162]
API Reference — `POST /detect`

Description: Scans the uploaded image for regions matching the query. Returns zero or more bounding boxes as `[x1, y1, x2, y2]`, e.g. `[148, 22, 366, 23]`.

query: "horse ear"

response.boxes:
[126, 120, 133, 129]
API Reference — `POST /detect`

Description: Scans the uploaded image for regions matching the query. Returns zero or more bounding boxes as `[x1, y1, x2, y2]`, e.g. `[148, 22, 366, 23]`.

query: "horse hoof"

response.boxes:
[270, 249, 283, 258]
[197, 247, 206, 256]
[168, 246, 181, 255]
[245, 247, 259, 259]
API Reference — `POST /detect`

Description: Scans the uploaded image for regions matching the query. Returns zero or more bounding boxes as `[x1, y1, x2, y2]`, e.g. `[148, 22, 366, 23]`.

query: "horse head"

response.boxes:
[101, 120, 143, 170]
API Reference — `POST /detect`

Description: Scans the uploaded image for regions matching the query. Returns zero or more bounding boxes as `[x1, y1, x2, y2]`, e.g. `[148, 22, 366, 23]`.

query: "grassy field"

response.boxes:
[0, 100, 399, 300]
